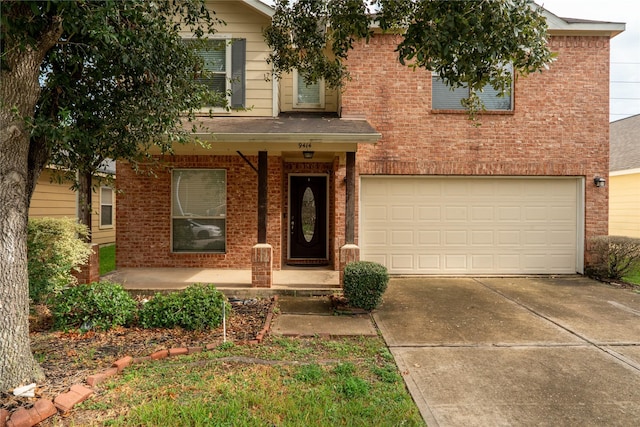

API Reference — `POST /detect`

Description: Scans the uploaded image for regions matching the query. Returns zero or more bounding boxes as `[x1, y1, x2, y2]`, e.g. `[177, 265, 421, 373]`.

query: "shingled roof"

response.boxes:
[610, 114, 640, 172]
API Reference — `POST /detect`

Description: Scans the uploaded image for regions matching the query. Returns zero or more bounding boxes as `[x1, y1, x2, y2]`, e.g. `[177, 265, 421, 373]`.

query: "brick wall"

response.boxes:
[343, 34, 610, 265]
[116, 155, 282, 269]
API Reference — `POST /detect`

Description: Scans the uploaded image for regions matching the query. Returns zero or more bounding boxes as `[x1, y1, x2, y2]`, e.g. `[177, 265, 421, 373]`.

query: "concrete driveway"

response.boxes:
[373, 276, 640, 426]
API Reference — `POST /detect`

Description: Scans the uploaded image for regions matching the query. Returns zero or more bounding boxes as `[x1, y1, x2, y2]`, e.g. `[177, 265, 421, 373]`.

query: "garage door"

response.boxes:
[360, 177, 581, 274]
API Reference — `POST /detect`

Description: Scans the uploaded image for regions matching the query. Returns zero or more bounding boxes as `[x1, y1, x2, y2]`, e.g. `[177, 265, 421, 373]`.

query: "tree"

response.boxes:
[264, 0, 555, 115]
[0, 0, 219, 391]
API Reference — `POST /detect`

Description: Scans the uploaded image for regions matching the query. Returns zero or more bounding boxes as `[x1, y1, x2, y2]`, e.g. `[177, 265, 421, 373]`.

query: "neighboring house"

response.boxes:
[29, 162, 116, 246]
[116, 0, 623, 286]
[609, 114, 640, 238]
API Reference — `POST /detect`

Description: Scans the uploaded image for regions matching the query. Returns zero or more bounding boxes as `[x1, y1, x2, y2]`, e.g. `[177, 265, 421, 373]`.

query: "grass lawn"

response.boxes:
[99, 244, 116, 276]
[71, 336, 425, 426]
[623, 264, 640, 286]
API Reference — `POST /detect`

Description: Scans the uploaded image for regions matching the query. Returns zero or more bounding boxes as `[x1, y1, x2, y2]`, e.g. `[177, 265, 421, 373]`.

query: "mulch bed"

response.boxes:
[1, 298, 274, 413]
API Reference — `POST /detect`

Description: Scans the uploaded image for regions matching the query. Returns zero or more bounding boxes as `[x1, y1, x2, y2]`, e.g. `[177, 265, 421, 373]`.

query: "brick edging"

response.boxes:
[3, 296, 278, 427]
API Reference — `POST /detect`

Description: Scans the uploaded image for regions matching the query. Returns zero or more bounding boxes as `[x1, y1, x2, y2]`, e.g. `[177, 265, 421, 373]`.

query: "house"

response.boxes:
[30, 162, 116, 246]
[609, 114, 640, 238]
[115, 0, 623, 286]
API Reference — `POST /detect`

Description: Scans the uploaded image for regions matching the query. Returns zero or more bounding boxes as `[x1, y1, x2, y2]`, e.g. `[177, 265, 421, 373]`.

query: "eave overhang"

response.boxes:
[185, 115, 382, 145]
[166, 114, 381, 157]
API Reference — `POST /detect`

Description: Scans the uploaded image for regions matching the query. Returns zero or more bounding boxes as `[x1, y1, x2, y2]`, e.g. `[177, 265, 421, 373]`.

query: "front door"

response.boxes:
[289, 175, 328, 260]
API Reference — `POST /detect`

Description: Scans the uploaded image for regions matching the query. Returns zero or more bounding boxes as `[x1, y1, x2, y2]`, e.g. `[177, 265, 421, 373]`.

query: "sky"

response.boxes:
[530, 1, 640, 122]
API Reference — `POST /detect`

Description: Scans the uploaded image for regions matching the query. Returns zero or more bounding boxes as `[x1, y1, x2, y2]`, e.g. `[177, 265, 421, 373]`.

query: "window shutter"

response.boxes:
[231, 38, 246, 108]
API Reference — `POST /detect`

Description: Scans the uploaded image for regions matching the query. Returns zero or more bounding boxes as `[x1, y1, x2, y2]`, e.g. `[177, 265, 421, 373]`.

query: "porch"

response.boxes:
[104, 267, 341, 298]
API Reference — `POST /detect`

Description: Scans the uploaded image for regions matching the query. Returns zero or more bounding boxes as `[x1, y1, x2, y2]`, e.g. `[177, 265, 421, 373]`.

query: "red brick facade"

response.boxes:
[342, 34, 610, 264]
[116, 34, 610, 274]
[117, 155, 284, 269]
[117, 155, 349, 270]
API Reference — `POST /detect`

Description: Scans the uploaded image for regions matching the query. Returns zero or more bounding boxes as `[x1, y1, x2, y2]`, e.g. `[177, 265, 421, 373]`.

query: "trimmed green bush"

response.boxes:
[587, 235, 640, 281]
[50, 281, 137, 331]
[27, 217, 92, 303]
[139, 283, 230, 330]
[343, 261, 389, 311]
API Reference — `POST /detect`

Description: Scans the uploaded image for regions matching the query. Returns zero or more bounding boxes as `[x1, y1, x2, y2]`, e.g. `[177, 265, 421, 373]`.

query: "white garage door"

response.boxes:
[360, 177, 582, 275]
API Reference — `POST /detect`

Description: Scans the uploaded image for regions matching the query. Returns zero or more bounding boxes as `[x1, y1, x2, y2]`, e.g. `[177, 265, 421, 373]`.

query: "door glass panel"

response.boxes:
[301, 186, 316, 242]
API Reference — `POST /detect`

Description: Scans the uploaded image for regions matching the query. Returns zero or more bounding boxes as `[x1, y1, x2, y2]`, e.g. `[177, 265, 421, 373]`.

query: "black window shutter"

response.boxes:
[231, 39, 246, 108]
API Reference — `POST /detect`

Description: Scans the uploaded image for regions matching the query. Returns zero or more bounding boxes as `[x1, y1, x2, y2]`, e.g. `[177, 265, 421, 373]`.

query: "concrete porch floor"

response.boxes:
[104, 267, 341, 297]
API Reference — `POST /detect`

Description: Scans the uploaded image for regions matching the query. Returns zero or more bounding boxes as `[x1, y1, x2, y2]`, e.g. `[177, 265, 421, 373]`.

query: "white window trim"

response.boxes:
[187, 34, 233, 113]
[99, 186, 114, 229]
[293, 70, 325, 109]
[170, 168, 227, 254]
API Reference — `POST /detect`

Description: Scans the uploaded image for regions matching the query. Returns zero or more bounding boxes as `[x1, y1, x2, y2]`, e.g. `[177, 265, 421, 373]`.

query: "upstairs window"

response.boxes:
[432, 66, 513, 111]
[188, 37, 246, 109]
[293, 70, 325, 109]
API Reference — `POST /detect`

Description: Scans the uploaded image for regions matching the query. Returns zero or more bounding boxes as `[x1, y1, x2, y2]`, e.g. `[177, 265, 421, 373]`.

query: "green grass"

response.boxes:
[99, 244, 115, 276]
[623, 264, 640, 286]
[72, 336, 425, 426]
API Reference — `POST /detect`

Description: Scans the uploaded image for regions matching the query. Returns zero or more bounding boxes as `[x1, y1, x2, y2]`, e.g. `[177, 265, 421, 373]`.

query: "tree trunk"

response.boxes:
[0, 17, 62, 391]
[78, 170, 93, 242]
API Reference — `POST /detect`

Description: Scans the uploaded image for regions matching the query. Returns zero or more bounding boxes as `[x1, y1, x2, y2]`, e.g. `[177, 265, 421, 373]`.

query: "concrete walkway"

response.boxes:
[271, 295, 378, 337]
[373, 276, 640, 427]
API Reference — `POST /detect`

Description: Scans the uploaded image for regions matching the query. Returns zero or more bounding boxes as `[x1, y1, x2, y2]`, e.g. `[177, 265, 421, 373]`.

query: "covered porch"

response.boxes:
[105, 266, 340, 297]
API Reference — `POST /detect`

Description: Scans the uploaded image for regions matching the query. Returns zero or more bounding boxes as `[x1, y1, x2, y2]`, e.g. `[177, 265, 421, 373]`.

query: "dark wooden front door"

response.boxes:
[289, 176, 327, 259]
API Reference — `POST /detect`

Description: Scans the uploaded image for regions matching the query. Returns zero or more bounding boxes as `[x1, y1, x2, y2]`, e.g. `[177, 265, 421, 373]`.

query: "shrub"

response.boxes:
[587, 236, 640, 281]
[50, 281, 137, 331]
[139, 283, 230, 330]
[343, 261, 389, 311]
[27, 217, 92, 303]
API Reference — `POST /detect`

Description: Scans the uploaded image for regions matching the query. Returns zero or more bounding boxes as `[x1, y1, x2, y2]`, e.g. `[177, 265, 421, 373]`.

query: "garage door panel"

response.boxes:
[444, 255, 467, 269]
[391, 230, 414, 245]
[418, 230, 441, 245]
[418, 255, 441, 269]
[390, 254, 414, 269]
[364, 205, 388, 220]
[418, 206, 441, 221]
[471, 230, 494, 245]
[445, 206, 468, 221]
[471, 206, 495, 221]
[391, 206, 414, 221]
[498, 206, 521, 221]
[361, 177, 579, 274]
[445, 230, 468, 245]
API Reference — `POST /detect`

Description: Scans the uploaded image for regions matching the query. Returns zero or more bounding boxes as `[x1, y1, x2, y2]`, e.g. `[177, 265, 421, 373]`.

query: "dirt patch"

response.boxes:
[1, 298, 273, 413]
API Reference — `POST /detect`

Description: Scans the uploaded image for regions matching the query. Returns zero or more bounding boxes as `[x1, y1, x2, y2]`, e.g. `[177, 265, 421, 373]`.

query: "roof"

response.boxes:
[535, 4, 624, 37]
[187, 113, 381, 144]
[610, 114, 640, 172]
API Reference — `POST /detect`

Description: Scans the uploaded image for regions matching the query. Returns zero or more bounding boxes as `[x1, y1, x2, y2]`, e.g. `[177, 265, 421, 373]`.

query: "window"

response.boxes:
[293, 70, 325, 109]
[172, 169, 226, 253]
[432, 68, 513, 111]
[100, 187, 114, 228]
[189, 37, 246, 109]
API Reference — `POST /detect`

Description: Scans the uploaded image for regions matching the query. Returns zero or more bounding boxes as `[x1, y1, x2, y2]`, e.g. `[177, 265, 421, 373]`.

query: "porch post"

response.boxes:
[252, 151, 272, 287]
[257, 151, 268, 243]
[345, 151, 355, 244]
[340, 151, 359, 285]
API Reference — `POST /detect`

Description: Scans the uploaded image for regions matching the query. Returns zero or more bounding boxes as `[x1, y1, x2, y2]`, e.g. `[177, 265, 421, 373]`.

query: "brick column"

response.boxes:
[339, 244, 360, 286]
[73, 243, 100, 284]
[252, 243, 273, 288]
